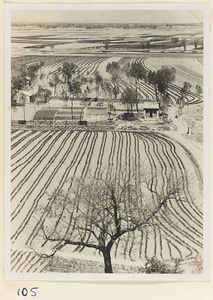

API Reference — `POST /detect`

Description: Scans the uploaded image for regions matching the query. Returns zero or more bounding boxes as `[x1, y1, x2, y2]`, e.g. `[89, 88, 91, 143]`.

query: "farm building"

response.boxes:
[15, 90, 34, 105]
[143, 101, 159, 119]
[21, 91, 33, 103]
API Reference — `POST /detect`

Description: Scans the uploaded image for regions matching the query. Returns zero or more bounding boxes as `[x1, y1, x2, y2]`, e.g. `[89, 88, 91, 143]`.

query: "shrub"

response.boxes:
[18, 120, 26, 125]
[121, 113, 136, 121]
[78, 120, 88, 126]
[141, 257, 182, 274]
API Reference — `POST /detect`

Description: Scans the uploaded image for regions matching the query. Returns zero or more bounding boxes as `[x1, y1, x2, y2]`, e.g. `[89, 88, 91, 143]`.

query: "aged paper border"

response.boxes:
[3, 0, 211, 282]
[1, 0, 213, 298]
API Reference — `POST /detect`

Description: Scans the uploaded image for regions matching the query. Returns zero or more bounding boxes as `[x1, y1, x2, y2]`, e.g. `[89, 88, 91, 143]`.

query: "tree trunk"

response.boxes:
[70, 96, 74, 121]
[102, 249, 113, 273]
[130, 103, 133, 114]
[113, 83, 117, 100]
[135, 82, 139, 113]
[154, 85, 158, 102]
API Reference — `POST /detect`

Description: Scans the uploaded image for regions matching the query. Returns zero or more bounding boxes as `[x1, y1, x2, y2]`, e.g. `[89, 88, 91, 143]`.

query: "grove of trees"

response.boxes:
[147, 66, 176, 113]
[11, 60, 45, 106]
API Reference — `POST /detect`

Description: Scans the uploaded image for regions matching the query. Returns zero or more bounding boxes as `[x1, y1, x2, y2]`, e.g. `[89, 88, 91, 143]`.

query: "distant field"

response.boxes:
[11, 24, 203, 57]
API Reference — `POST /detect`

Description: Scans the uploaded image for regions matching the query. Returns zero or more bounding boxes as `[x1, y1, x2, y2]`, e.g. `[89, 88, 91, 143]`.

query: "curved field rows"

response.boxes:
[10, 248, 52, 273]
[11, 130, 203, 272]
[134, 56, 203, 105]
[143, 56, 203, 102]
[113, 57, 200, 105]
[27, 55, 203, 106]
[183, 104, 203, 118]
[142, 56, 203, 77]
[42, 56, 108, 77]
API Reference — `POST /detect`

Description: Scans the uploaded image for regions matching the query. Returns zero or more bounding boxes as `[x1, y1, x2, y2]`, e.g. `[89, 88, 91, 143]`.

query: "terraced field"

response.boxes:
[13, 54, 202, 118]
[11, 130, 203, 272]
[22, 54, 203, 104]
[138, 56, 203, 105]
[27, 56, 109, 77]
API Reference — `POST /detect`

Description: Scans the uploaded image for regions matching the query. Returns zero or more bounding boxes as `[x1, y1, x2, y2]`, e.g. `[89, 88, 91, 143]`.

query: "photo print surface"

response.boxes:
[5, 4, 210, 280]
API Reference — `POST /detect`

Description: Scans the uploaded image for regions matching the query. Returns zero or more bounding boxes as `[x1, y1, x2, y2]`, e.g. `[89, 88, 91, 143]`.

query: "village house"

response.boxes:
[143, 100, 159, 120]
[16, 90, 34, 105]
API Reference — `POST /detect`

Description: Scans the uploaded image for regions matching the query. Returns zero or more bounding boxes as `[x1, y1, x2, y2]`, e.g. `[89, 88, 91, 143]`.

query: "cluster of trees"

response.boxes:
[34, 167, 188, 273]
[171, 37, 187, 52]
[11, 61, 48, 106]
[107, 61, 202, 116]
[106, 61, 176, 115]
[139, 36, 203, 53]
[48, 60, 176, 117]
[12, 57, 202, 121]
[170, 37, 203, 52]
[178, 82, 202, 109]
[147, 66, 176, 109]
[32, 85, 52, 103]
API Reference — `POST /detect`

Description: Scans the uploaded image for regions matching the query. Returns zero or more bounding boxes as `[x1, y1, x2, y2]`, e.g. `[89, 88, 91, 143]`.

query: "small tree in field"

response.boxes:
[94, 71, 103, 100]
[141, 41, 146, 52]
[129, 62, 146, 112]
[146, 41, 151, 51]
[68, 79, 82, 120]
[196, 85, 203, 97]
[121, 87, 137, 115]
[104, 39, 110, 50]
[106, 62, 120, 100]
[194, 39, 199, 50]
[61, 62, 77, 83]
[179, 82, 192, 107]
[34, 168, 188, 273]
[181, 39, 187, 52]
[49, 73, 61, 97]
[171, 37, 179, 52]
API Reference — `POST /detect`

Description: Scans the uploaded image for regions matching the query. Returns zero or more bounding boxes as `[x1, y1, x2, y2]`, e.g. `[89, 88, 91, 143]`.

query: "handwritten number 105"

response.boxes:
[17, 288, 38, 297]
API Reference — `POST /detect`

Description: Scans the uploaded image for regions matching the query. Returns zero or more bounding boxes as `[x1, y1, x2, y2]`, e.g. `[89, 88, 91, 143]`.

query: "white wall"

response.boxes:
[11, 103, 46, 121]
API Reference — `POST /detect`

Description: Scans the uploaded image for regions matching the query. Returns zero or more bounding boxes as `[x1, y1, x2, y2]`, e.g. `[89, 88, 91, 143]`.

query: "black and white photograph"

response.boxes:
[4, 3, 210, 280]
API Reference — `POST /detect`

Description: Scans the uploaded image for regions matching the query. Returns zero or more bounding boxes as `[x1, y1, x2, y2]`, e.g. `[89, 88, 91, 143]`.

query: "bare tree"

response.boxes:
[121, 86, 137, 115]
[171, 37, 179, 52]
[49, 73, 61, 97]
[146, 41, 151, 51]
[94, 71, 103, 100]
[104, 39, 110, 50]
[147, 66, 176, 102]
[34, 167, 188, 273]
[181, 39, 187, 52]
[106, 62, 120, 100]
[61, 62, 77, 83]
[129, 62, 146, 111]
[179, 82, 192, 107]
[193, 39, 199, 50]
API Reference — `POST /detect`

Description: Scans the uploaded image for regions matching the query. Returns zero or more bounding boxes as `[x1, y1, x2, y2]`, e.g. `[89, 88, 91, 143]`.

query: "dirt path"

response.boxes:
[166, 104, 203, 182]
[169, 105, 188, 134]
